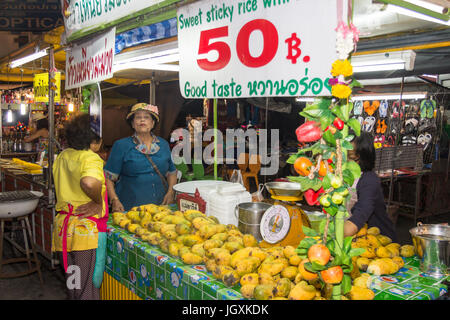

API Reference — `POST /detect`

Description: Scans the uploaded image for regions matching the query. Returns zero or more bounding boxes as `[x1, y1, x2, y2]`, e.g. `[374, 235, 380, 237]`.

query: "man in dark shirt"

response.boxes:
[344, 132, 398, 242]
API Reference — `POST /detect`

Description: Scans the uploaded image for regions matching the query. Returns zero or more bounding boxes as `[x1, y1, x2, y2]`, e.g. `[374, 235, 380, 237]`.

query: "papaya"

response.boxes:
[288, 281, 316, 300]
[254, 284, 275, 300]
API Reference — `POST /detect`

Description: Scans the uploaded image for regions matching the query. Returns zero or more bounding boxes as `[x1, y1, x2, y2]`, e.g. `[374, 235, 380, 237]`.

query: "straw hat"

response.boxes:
[126, 103, 159, 123]
[31, 113, 47, 121]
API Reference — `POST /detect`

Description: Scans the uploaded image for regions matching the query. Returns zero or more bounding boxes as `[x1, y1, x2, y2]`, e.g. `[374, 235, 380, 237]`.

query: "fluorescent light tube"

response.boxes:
[7, 109, 13, 122]
[20, 103, 26, 115]
[113, 62, 179, 73]
[296, 97, 317, 102]
[10, 49, 48, 68]
[387, 4, 450, 25]
[352, 92, 427, 101]
[352, 50, 416, 73]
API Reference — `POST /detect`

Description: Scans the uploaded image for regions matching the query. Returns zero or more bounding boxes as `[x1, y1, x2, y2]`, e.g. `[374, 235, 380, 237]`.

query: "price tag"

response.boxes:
[177, 0, 345, 99]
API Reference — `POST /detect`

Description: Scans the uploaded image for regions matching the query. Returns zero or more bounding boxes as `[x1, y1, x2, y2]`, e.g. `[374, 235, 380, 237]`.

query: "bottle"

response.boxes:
[18, 132, 23, 152]
[12, 133, 17, 153]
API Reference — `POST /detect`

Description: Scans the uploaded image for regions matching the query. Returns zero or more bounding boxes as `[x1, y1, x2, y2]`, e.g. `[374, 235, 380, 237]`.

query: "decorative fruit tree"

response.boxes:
[287, 21, 365, 300]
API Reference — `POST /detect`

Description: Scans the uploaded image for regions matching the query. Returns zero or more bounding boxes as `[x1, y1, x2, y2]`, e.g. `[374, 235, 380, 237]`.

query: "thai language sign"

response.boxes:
[33, 72, 61, 103]
[65, 27, 115, 90]
[62, 0, 166, 39]
[0, 0, 62, 32]
[177, 0, 342, 98]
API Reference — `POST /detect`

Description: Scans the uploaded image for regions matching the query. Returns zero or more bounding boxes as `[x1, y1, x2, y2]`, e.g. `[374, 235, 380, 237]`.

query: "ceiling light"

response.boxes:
[385, 2, 450, 25]
[352, 92, 427, 101]
[68, 103, 74, 112]
[9, 49, 48, 68]
[296, 97, 317, 102]
[20, 103, 27, 115]
[352, 50, 416, 73]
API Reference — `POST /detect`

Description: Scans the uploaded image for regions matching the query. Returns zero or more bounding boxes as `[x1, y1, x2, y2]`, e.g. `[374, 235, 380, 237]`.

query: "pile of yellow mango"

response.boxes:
[11, 158, 43, 174]
[112, 206, 415, 300]
[351, 224, 415, 276]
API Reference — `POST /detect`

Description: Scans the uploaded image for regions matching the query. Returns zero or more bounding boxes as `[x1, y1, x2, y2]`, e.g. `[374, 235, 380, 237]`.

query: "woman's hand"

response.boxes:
[161, 189, 175, 205]
[75, 201, 103, 219]
[111, 198, 125, 212]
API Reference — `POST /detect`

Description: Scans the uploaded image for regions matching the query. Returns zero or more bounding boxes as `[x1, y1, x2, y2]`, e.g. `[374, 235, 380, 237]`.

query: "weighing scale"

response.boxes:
[258, 182, 311, 248]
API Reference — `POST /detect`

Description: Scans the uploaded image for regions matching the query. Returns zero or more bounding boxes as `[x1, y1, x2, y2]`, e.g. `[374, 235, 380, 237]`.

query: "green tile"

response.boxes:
[128, 251, 137, 269]
[178, 280, 190, 299]
[217, 288, 243, 300]
[374, 291, 405, 300]
[202, 292, 216, 300]
[201, 280, 226, 298]
[189, 284, 203, 300]
[155, 265, 165, 287]
[410, 292, 433, 300]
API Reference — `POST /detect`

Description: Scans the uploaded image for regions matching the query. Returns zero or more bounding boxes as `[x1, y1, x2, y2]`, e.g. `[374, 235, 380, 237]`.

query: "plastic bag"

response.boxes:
[252, 183, 265, 202]
[229, 169, 244, 186]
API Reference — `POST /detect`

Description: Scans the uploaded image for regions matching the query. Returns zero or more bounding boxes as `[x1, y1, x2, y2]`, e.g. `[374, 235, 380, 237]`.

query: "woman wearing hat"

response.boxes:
[104, 103, 177, 212]
[24, 112, 49, 154]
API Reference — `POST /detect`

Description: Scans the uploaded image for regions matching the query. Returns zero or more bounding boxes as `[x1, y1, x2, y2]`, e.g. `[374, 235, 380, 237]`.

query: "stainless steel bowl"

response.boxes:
[265, 181, 302, 197]
[409, 223, 450, 278]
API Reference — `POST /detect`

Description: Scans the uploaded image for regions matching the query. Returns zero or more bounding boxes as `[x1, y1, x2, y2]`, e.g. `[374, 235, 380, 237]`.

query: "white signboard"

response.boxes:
[177, 0, 343, 98]
[65, 27, 116, 90]
[62, 0, 166, 39]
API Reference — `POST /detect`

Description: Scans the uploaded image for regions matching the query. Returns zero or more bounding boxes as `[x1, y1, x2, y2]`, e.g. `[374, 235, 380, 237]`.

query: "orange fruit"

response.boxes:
[320, 266, 344, 284]
[298, 259, 318, 281]
[294, 157, 312, 176]
[307, 244, 331, 266]
[318, 160, 334, 177]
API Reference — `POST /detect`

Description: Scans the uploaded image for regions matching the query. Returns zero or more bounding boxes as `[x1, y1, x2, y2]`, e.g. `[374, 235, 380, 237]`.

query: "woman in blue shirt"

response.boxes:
[104, 103, 177, 212]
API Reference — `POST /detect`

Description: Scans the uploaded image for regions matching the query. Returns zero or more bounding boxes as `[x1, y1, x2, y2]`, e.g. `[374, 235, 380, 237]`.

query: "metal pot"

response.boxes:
[409, 223, 450, 278]
[235, 202, 272, 242]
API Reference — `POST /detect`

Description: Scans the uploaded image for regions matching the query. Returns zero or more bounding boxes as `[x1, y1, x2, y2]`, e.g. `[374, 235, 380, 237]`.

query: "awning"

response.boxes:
[115, 18, 177, 55]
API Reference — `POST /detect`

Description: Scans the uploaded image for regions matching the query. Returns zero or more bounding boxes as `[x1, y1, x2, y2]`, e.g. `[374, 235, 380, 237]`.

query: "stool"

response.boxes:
[0, 215, 44, 285]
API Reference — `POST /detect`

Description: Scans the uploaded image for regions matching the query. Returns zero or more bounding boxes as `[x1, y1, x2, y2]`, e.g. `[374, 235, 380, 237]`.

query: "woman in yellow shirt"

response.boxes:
[52, 113, 107, 300]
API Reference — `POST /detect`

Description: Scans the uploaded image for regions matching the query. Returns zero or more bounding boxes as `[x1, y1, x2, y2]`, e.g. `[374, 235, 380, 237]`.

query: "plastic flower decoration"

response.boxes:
[331, 59, 353, 77]
[331, 83, 352, 99]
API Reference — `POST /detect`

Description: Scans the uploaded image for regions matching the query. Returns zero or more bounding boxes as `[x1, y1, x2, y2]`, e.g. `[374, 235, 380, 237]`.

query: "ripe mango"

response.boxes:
[376, 234, 392, 246]
[199, 224, 220, 239]
[213, 265, 233, 279]
[139, 217, 153, 229]
[353, 275, 372, 289]
[348, 286, 375, 300]
[214, 250, 232, 267]
[274, 278, 292, 298]
[366, 234, 381, 248]
[283, 246, 296, 259]
[135, 226, 148, 237]
[392, 256, 405, 269]
[258, 272, 277, 286]
[240, 273, 259, 286]
[400, 244, 415, 258]
[367, 258, 399, 276]
[288, 281, 316, 300]
[289, 254, 302, 266]
[227, 229, 243, 238]
[191, 244, 206, 257]
[254, 284, 275, 300]
[205, 259, 217, 272]
[367, 226, 380, 236]
[376, 246, 393, 258]
[386, 245, 400, 257]
[168, 241, 184, 257]
[177, 234, 203, 247]
[243, 234, 258, 247]
[259, 261, 285, 276]
[222, 269, 240, 287]
[235, 257, 261, 276]
[153, 212, 170, 222]
[240, 284, 256, 299]
[181, 252, 203, 265]
[126, 210, 140, 222]
[175, 223, 192, 235]
[230, 247, 252, 267]
[226, 236, 244, 246]
[192, 217, 212, 230]
[127, 223, 140, 233]
[281, 266, 298, 280]
[203, 239, 223, 251]
[355, 224, 368, 237]
[159, 238, 170, 253]
[149, 221, 165, 232]
[360, 246, 376, 259]
[210, 232, 228, 242]
[184, 211, 205, 221]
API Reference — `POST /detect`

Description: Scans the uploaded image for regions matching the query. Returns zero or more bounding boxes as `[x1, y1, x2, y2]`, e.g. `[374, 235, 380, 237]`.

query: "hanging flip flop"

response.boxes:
[392, 100, 405, 119]
[364, 116, 376, 132]
[374, 135, 385, 149]
[379, 100, 388, 118]
[385, 135, 395, 147]
[417, 132, 432, 150]
[353, 100, 363, 116]
[364, 100, 380, 116]
[402, 135, 417, 146]
[405, 118, 419, 135]
[380, 119, 387, 134]
[427, 100, 436, 119]
[357, 116, 364, 127]
[376, 119, 381, 133]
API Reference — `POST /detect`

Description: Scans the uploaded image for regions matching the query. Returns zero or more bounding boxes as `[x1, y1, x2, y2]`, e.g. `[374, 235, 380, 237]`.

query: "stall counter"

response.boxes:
[103, 220, 448, 300]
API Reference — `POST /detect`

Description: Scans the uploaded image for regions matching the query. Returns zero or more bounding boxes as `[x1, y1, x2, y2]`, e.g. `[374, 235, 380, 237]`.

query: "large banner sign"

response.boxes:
[177, 0, 342, 98]
[62, 0, 166, 40]
[65, 27, 115, 90]
[0, 0, 62, 32]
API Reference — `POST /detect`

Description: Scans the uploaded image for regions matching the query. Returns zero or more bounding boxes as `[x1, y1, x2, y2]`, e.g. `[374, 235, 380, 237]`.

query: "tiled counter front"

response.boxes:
[371, 256, 448, 300]
[105, 221, 448, 301]
[105, 222, 243, 300]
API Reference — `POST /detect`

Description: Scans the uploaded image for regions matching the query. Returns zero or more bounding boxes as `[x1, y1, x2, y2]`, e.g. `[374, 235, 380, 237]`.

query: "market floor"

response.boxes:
[0, 210, 448, 300]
